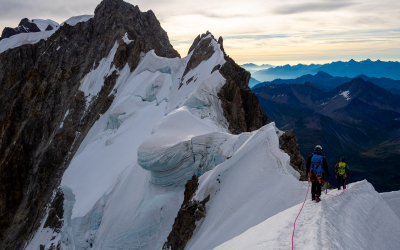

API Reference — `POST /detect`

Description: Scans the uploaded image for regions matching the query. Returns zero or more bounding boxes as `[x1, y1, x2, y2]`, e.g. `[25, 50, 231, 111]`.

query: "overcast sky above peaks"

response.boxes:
[1, 0, 400, 66]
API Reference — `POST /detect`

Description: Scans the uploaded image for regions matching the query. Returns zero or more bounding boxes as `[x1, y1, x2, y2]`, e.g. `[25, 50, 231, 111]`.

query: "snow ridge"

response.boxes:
[216, 181, 400, 250]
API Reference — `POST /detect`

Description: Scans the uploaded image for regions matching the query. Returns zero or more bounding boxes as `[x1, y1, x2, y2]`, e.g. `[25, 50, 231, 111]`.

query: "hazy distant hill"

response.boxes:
[252, 59, 400, 81]
[252, 71, 400, 94]
[249, 77, 261, 88]
[253, 78, 400, 192]
[241, 63, 273, 73]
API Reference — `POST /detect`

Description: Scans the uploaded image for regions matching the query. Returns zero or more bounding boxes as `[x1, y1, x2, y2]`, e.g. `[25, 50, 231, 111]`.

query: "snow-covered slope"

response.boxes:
[61, 15, 94, 27]
[216, 181, 400, 250]
[186, 124, 307, 249]
[381, 190, 400, 219]
[32, 19, 59, 31]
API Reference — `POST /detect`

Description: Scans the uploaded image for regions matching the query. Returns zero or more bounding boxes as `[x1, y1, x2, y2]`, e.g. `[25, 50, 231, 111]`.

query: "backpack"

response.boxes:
[310, 154, 324, 178]
[337, 162, 346, 176]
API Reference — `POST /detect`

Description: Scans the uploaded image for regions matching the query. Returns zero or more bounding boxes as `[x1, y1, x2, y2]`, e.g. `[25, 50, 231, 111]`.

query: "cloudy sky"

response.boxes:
[1, 0, 399, 66]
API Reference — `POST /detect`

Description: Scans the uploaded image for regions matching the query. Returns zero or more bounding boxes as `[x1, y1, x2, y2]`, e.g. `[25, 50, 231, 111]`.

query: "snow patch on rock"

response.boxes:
[78, 41, 119, 107]
[339, 90, 351, 100]
[122, 32, 133, 44]
[61, 15, 94, 27]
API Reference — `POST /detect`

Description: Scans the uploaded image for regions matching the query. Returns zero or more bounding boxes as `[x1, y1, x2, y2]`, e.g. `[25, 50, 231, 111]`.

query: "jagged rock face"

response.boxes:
[180, 32, 215, 88]
[0, 18, 41, 41]
[182, 32, 269, 133]
[43, 189, 64, 232]
[217, 37, 269, 133]
[279, 130, 307, 180]
[163, 175, 210, 250]
[0, 0, 178, 248]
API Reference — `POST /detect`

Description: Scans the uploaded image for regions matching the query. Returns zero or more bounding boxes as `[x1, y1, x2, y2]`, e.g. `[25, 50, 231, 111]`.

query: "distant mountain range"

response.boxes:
[252, 71, 400, 94]
[240, 63, 273, 73]
[251, 59, 400, 81]
[253, 78, 400, 192]
[249, 77, 261, 88]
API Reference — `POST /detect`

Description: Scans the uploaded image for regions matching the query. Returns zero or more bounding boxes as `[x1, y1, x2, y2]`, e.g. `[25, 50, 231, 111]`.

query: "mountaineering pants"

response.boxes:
[311, 180, 322, 199]
[337, 175, 346, 190]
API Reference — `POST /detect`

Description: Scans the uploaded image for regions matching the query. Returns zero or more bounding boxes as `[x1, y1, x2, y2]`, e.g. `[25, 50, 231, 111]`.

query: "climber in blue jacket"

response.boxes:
[306, 145, 330, 202]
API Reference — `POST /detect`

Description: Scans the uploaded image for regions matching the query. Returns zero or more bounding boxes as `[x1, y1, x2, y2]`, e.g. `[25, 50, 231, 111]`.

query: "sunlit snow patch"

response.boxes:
[339, 90, 351, 100]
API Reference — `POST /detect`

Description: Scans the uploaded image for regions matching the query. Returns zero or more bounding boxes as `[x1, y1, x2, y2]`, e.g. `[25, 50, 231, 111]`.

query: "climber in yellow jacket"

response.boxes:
[335, 157, 349, 190]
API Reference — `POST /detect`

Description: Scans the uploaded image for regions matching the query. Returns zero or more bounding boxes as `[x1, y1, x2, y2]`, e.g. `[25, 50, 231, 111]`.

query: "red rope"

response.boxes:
[292, 181, 310, 250]
[292, 178, 347, 249]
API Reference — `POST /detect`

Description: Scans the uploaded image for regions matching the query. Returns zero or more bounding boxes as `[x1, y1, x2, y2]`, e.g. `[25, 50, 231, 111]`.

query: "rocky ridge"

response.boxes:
[162, 175, 210, 250]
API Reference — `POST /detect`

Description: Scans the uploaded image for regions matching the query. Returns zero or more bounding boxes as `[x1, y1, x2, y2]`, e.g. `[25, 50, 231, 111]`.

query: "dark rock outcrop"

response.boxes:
[45, 25, 54, 31]
[216, 36, 269, 133]
[43, 189, 64, 232]
[163, 175, 210, 250]
[279, 130, 307, 180]
[0, 0, 179, 248]
[0, 18, 41, 41]
[180, 31, 215, 88]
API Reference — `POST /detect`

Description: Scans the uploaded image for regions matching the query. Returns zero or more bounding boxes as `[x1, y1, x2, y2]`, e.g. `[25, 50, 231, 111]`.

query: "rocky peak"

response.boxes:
[314, 70, 333, 79]
[93, 0, 179, 62]
[183, 31, 269, 133]
[179, 31, 215, 88]
[18, 18, 41, 33]
[0, 18, 41, 41]
[216, 35, 269, 132]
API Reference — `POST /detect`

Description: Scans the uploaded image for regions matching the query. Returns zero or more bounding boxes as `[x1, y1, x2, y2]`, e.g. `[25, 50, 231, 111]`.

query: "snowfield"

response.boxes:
[25, 31, 400, 250]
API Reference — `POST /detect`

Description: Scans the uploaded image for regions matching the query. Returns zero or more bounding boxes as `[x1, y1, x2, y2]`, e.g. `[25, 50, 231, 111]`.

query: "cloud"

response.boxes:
[196, 12, 248, 19]
[224, 34, 288, 40]
[275, 2, 356, 15]
[0, 0, 399, 65]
